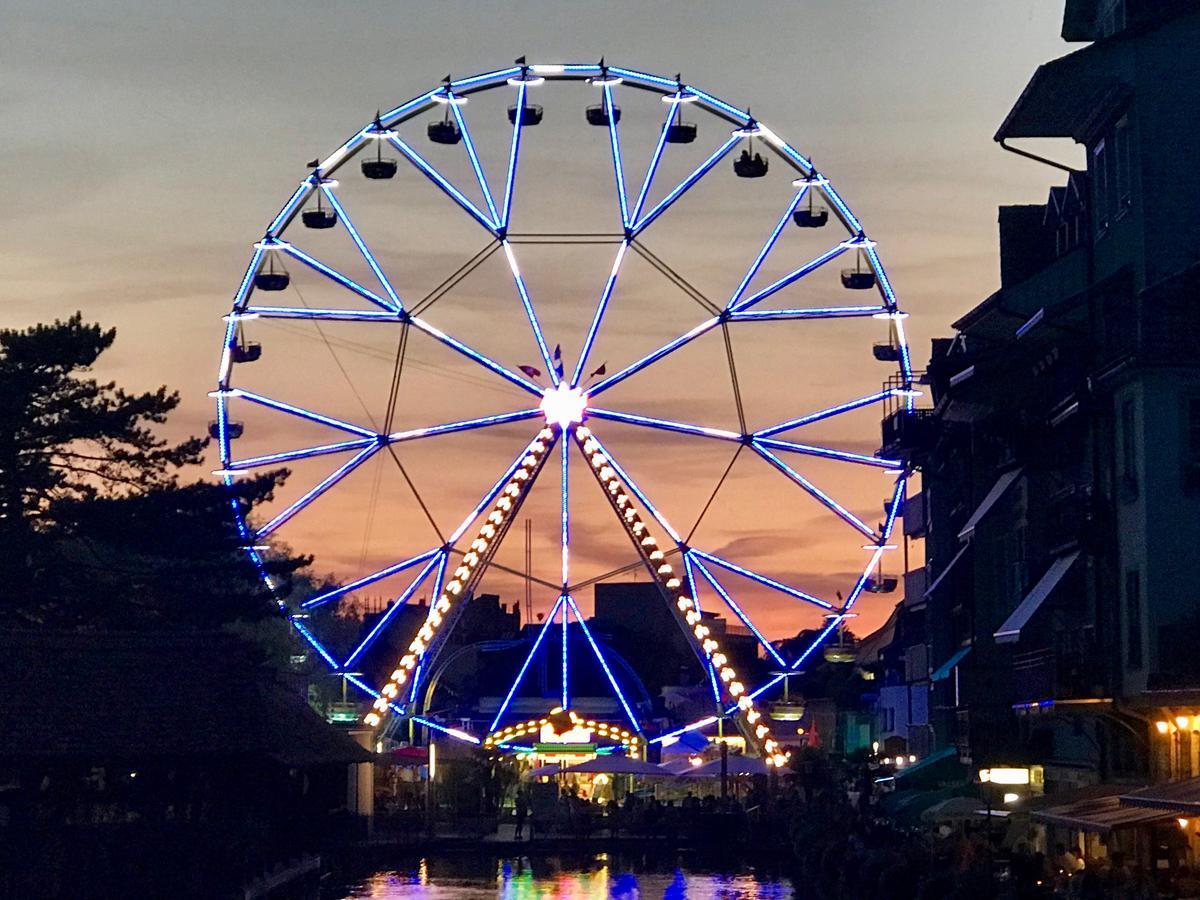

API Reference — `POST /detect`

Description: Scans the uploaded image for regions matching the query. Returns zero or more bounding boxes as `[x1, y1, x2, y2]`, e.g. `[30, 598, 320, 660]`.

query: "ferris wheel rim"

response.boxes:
[213, 61, 916, 752]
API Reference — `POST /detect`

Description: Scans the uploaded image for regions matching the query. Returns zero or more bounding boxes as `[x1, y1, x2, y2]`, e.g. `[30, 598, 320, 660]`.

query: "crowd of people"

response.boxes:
[509, 786, 766, 844]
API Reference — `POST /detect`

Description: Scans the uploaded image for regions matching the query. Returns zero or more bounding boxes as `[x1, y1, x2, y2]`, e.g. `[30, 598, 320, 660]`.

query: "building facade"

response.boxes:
[886, 1, 1200, 791]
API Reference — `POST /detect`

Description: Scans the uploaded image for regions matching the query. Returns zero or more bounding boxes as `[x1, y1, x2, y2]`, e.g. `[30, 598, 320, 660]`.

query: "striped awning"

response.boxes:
[958, 469, 1022, 541]
[994, 552, 1080, 644]
[1033, 793, 1172, 834]
[1121, 778, 1200, 815]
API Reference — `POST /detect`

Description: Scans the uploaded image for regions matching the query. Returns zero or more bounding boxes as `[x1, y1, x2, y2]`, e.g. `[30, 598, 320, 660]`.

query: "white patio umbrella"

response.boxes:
[683, 755, 770, 777]
[562, 756, 668, 776]
[522, 763, 563, 779]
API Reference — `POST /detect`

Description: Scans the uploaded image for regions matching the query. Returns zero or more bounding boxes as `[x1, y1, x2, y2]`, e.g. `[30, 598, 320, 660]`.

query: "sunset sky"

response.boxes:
[4, 1, 1071, 644]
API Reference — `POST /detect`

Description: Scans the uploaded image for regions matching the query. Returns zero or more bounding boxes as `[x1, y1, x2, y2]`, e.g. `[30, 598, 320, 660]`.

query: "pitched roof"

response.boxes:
[0, 630, 371, 766]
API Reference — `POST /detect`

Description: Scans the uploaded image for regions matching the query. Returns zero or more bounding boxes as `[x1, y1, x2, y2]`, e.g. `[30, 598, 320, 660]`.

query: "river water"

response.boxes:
[330, 852, 793, 899]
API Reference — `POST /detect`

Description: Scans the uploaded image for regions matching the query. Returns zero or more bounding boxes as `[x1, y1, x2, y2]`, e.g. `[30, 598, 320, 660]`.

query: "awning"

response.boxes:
[893, 746, 960, 781]
[958, 469, 1022, 541]
[1033, 794, 1173, 834]
[1121, 777, 1200, 815]
[924, 543, 971, 599]
[931, 646, 971, 683]
[995, 41, 1127, 142]
[994, 552, 1081, 644]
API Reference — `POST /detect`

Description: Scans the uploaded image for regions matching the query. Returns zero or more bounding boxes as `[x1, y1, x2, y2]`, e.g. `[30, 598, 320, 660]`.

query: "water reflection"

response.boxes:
[335, 853, 792, 899]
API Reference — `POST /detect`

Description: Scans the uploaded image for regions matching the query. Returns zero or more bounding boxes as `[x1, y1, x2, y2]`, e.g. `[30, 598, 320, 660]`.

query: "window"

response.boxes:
[1114, 117, 1132, 216]
[1125, 569, 1142, 669]
[1093, 139, 1110, 237]
[1120, 398, 1137, 480]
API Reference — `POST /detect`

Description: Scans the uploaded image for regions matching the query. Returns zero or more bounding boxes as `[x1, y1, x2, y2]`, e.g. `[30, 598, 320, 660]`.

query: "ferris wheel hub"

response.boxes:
[539, 383, 588, 430]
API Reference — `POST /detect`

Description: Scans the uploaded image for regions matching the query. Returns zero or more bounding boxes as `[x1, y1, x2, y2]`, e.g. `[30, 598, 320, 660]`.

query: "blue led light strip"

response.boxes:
[690, 555, 788, 667]
[226, 437, 377, 471]
[561, 439, 570, 710]
[603, 83, 630, 228]
[725, 189, 807, 311]
[750, 441, 876, 539]
[244, 307, 403, 322]
[631, 135, 740, 235]
[571, 241, 628, 387]
[301, 547, 443, 610]
[755, 389, 900, 439]
[501, 81, 526, 232]
[407, 315, 543, 397]
[629, 94, 675, 225]
[490, 595, 565, 732]
[688, 548, 833, 610]
[385, 135, 498, 234]
[501, 240, 558, 384]
[318, 186, 405, 312]
[344, 553, 443, 668]
[730, 242, 857, 314]
[449, 100, 500, 226]
[278, 242, 397, 312]
[587, 315, 720, 398]
[730, 306, 887, 321]
[564, 594, 641, 733]
[255, 444, 380, 538]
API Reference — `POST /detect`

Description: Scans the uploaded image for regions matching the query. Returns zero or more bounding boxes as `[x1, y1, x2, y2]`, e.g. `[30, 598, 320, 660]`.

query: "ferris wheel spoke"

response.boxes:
[290, 616, 341, 670]
[384, 134, 499, 234]
[689, 548, 833, 610]
[317, 185, 405, 312]
[749, 440, 876, 539]
[630, 134, 740, 236]
[586, 315, 721, 398]
[219, 437, 377, 473]
[689, 554, 788, 667]
[343, 552, 444, 668]
[489, 595, 565, 732]
[406, 314, 543, 397]
[274, 240, 399, 313]
[560, 438, 570, 588]
[587, 408, 741, 444]
[449, 100, 500, 226]
[300, 546, 444, 610]
[730, 306, 889, 322]
[225, 388, 378, 438]
[386, 408, 543, 445]
[755, 387, 911, 439]
[500, 241, 559, 382]
[255, 443, 381, 539]
[725, 188, 808, 311]
[241, 307, 403, 322]
[600, 83, 630, 228]
[570, 240, 629, 387]
[729, 239, 862, 315]
[754, 436, 901, 469]
[563, 594, 641, 732]
[500, 81, 527, 233]
[628, 91, 677, 226]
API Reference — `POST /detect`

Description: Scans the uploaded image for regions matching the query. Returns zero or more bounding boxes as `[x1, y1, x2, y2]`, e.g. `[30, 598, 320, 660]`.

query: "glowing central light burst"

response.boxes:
[540, 384, 588, 429]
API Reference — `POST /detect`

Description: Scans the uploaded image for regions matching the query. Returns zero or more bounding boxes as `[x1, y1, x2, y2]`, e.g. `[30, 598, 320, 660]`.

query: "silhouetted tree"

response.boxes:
[0, 314, 308, 627]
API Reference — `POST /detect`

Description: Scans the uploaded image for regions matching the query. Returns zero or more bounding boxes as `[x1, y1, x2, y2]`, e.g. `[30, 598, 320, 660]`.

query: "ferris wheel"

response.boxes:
[212, 60, 916, 766]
